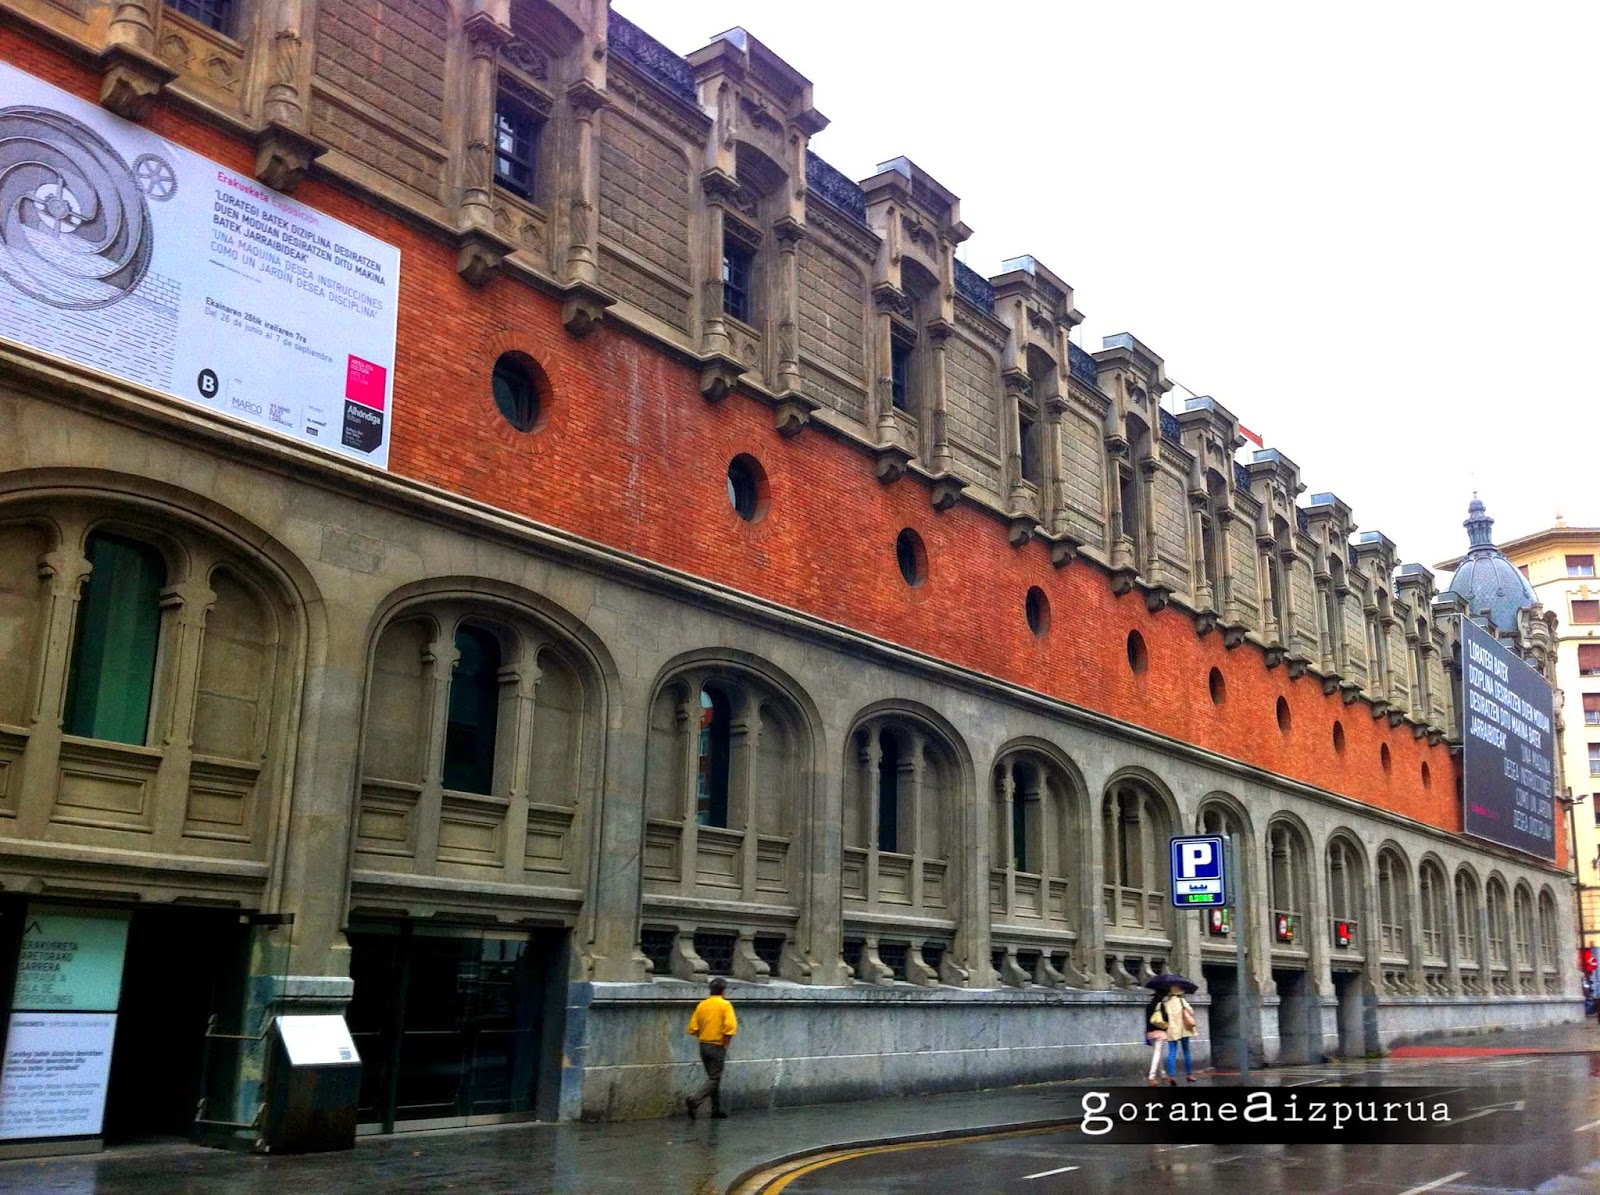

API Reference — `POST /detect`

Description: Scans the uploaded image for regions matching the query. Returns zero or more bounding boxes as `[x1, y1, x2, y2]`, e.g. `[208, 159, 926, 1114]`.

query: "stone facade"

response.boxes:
[0, 0, 1579, 1138]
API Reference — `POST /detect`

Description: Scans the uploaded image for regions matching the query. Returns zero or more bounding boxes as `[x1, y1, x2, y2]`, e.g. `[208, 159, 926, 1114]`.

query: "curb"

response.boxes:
[724, 1115, 1083, 1195]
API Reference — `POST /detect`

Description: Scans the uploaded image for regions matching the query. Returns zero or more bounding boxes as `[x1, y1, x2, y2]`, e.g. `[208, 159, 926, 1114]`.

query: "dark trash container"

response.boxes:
[260, 1015, 362, 1154]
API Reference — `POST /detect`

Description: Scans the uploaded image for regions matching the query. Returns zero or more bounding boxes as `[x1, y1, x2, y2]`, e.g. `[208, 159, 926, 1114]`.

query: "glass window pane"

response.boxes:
[64, 533, 166, 745]
[443, 627, 501, 794]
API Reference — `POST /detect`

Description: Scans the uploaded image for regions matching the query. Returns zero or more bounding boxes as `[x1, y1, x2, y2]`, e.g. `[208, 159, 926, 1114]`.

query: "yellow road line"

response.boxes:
[738, 1124, 1075, 1194]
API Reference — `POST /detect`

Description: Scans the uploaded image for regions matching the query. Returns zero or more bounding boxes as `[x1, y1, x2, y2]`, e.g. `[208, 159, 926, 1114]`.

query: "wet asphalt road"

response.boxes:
[772, 1054, 1600, 1194]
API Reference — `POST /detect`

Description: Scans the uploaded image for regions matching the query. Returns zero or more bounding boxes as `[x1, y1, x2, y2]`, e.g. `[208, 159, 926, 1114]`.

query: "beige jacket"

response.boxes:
[1159, 994, 1196, 1040]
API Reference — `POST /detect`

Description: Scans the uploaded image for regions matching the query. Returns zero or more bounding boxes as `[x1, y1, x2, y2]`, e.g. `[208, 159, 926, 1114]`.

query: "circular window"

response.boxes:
[1421, 761, 1432, 788]
[1207, 668, 1226, 705]
[726, 454, 768, 522]
[1332, 720, 1345, 753]
[1126, 630, 1148, 674]
[1380, 743, 1392, 772]
[491, 352, 546, 432]
[1025, 587, 1050, 636]
[895, 528, 927, 587]
[1276, 696, 1291, 733]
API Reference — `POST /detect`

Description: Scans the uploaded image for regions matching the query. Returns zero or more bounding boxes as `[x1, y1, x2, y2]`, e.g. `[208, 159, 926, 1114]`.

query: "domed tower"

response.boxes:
[1443, 496, 1537, 632]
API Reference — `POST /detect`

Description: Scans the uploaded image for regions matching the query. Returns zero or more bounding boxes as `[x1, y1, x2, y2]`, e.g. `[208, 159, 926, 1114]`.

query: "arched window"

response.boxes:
[1377, 848, 1408, 959]
[1513, 886, 1535, 972]
[1102, 778, 1169, 936]
[1418, 861, 1448, 962]
[1538, 889, 1560, 987]
[696, 686, 733, 828]
[1327, 836, 1364, 951]
[1267, 821, 1309, 945]
[642, 665, 805, 909]
[991, 751, 1081, 932]
[442, 625, 502, 795]
[64, 532, 167, 745]
[1454, 870, 1482, 967]
[1486, 879, 1510, 970]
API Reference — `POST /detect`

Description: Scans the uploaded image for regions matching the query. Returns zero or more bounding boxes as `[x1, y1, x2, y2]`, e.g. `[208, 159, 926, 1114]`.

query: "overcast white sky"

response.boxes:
[619, 1, 1599, 571]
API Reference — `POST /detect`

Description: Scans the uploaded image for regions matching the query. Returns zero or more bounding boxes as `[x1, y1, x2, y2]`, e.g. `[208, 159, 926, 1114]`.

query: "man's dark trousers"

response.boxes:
[690, 1043, 726, 1114]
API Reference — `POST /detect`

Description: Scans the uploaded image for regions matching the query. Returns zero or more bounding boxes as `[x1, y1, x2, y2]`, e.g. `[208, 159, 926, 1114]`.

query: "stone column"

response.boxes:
[101, 0, 175, 121]
[460, 11, 513, 233]
[792, 721, 843, 985]
[498, 654, 541, 882]
[411, 627, 458, 875]
[1257, 529, 1281, 645]
[581, 671, 654, 981]
[149, 574, 217, 849]
[861, 725, 881, 911]
[16, 536, 92, 839]
[1081, 784, 1110, 990]
[565, 81, 608, 286]
[1189, 493, 1213, 610]
[1215, 509, 1238, 623]
[872, 307, 897, 445]
[1442, 876, 1463, 997]
[1003, 372, 1030, 511]
[255, 0, 326, 192]
[701, 184, 737, 361]
[773, 218, 805, 395]
[675, 686, 700, 897]
[730, 702, 761, 904]
[1137, 458, 1162, 579]
[905, 730, 925, 910]
[998, 763, 1016, 918]
[926, 321, 955, 475]
[1044, 395, 1070, 535]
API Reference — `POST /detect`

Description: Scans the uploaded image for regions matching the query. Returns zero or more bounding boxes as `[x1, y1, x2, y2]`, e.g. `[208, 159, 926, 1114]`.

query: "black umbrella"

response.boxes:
[1145, 973, 1198, 993]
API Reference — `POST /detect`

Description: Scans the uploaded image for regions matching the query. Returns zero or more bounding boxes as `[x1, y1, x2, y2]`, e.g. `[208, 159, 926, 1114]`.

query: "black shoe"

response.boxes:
[710, 1110, 729, 1119]
[685, 1097, 697, 1119]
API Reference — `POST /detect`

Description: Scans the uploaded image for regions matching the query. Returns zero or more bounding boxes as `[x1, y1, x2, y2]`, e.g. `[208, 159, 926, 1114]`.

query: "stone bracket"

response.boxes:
[905, 943, 939, 987]
[1369, 698, 1390, 720]
[559, 279, 617, 338]
[455, 223, 519, 288]
[1263, 644, 1286, 669]
[1044, 530, 1083, 568]
[1340, 680, 1363, 705]
[857, 940, 895, 985]
[1411, 721, 1429, 740]
[1195, 609, 1218, 638]
[1321, 673, 1342, 696]
[928, 472, 968, 512]
[873, 441, 915, 485]
[254, 121, 328, 194]
[1387, 708, 1407, 728]
[1108, 564, 1138, 596]
[937, 951, 970, 987]
[99, 43, 177, 122]
[730, 934, 771, 984]
[1142, 581, 1171, 614]
[1032, 953, 1066, 989]
[997, 947, 1030, 988]
[1426, 727, 1444, 746]
[668, 933, 709, 982]
[1006, 511, 1040, 548]
[699, 353, 746, 402]
[770, 390, 819, 437]
[1285, 654, 1309, 680]
[1221, 623, 1248, 650]
[777, 940, 813, 984]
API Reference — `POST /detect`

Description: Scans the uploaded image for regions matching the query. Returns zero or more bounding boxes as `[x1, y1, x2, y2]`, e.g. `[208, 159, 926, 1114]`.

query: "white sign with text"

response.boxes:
[0, 1012, 118, 1140]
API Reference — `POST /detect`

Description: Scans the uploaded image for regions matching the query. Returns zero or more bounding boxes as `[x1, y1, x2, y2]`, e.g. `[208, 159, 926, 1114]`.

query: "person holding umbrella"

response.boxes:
[1145, 973, 1199, 1084]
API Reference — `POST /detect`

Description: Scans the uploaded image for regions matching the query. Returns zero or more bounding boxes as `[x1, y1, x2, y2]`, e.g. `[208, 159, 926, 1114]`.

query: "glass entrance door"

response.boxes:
[347, 923, 557, 1132]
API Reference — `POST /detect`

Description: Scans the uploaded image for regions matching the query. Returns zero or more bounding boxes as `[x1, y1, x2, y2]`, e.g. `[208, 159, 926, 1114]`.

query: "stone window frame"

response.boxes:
[1325, 833, 1367, 956]
[1454, 866, 1485, 990]
[1194, 795, 1254, 956]
[1375, 845, 1410, 962]
[1484, 875, 1511, 975]
[1417, 856, 1450, 964]
[988, 746, 1086, 935]
[0, 495, 298, 868]
[1100, 772, 1174, 943]
[492, 63, 554, 212]
[1265, 817, 1311, 950]
[1537, 887, 1561, 987]
[355, 594, 599, 892]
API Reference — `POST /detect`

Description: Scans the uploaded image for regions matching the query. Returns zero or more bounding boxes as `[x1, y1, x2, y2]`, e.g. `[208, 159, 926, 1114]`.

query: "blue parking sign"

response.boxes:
[1170, 835, 1227, 908]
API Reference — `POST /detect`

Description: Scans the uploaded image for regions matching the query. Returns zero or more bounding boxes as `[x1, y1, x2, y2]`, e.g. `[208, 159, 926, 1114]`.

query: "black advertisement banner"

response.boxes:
[1460, 617, 1556, 860]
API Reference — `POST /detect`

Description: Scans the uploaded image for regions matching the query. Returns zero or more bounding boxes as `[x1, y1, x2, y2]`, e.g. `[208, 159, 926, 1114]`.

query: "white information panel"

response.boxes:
[0, 61, 400, 467]
[0, 1012, 118, 1141]
[277, 1015, 360, 1066]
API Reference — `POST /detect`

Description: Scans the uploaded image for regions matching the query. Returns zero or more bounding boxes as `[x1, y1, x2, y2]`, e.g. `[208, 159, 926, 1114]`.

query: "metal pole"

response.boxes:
[1231, 832, 1249, 1083]
[1561, 790, 1590, 1008]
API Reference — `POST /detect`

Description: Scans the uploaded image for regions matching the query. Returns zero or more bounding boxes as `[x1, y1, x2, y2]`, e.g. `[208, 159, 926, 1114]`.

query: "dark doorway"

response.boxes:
[103, 907, 248, 1143]
[1202, 962, 1244, 1069]
[346, 923, 567, 1132]
[1331, 969, 1364, 1058]
[1273, 967, 1311, 1064]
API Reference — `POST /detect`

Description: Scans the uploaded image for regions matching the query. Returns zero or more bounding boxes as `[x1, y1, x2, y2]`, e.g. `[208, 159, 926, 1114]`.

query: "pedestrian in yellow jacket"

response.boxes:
[685, 977, 737, 1119]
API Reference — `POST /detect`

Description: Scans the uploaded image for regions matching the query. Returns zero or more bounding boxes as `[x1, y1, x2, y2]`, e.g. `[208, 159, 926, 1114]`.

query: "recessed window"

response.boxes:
[64, 532, 166, 746]
[494, 82, 544, 202]
[166, 0, 235, 35]
[491, 352, 546, 432]
[1573, 599, 1600, 625]
[726, 454, 768, 522]
[895, 529, 927, 587]
[1025, 587, 1050, 637]
[1208, 668, 1226, 705]
[890, 337, 912, 412]
[1590, 743, 1600, 778]
[1018, 408, 1040, 484]
[1583, 645, 1600, 676]
[1276, 696, 1291, 734]
[1380, 742, 1392, 772]
[1126, 630, 1148, 674]
[1584, 694, 1600, 726]
[722, 235, 754, 324]
[442, 625, 502, 796]
[1332, 720, 1345, 753]
[1568, 554, 1596, 578]
[1421, 761, 1432, 788]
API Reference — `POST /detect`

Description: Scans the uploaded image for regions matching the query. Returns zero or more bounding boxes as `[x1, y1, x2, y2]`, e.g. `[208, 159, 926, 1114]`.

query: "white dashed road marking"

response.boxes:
[1396, 1172, 1467, 1195]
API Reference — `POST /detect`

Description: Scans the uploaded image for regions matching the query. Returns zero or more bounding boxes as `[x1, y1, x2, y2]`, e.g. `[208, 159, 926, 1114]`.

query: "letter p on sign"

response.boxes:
[1180, 841, 1213, 877]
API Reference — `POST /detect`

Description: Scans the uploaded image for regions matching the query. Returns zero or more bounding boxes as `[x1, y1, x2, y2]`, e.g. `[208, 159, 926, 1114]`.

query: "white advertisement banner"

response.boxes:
[0, 60, 400, 467]
[0, 1012, 118, 1141]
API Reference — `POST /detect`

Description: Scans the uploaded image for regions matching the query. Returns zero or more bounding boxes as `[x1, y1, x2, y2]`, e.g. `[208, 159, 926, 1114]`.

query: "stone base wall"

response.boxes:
[564, 982, 1585, 1120]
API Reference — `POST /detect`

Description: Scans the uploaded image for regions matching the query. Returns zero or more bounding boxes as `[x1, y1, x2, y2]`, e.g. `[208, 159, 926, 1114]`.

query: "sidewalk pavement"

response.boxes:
[1, 1021, 1592, 1195]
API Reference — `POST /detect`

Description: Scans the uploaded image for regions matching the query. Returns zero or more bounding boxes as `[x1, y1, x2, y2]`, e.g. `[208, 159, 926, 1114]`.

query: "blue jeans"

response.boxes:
[1166, 1037, 1192, 1077]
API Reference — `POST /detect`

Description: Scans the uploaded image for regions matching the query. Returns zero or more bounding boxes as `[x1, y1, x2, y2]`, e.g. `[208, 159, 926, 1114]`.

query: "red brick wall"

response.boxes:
[2, 31, 1508, 858]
